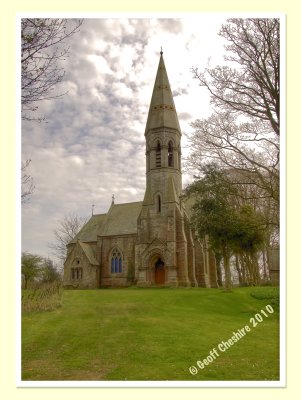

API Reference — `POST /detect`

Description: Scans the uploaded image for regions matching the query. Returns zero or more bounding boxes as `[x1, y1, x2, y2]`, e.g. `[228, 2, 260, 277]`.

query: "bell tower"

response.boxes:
[144, 49, 182, 203]
[136, 50, 196, 287]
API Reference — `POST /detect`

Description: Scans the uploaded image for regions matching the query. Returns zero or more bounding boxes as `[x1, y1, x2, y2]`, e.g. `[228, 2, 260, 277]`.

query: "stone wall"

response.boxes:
[63, 242, 99, 289]
[98, 234, 137, 287]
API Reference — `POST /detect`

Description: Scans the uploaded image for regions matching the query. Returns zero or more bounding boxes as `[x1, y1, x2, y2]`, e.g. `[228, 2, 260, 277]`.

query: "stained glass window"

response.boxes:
[111, 258, 115, 273]
[111, 248, 123, 273]
[115, 257, 119, 273]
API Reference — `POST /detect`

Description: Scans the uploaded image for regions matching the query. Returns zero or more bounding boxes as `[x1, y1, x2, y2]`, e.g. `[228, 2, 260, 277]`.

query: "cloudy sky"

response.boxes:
[21, 16, 228, 261]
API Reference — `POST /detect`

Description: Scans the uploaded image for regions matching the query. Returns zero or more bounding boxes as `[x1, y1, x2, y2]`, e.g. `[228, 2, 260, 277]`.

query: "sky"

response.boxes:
[21, 16, 228, 261]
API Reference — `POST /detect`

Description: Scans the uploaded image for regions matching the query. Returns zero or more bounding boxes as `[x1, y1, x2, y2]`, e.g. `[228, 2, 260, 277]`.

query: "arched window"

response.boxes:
[156, 194, 161, 214]
[71, 267, 83, 280]
[146, 146, 150, 172]
[111, 248, 123, 273]
[178, 148, 181, 171]
[168, 141, 174, 167]
[71, 259, 83, 280]
[156, 140, 161, 167]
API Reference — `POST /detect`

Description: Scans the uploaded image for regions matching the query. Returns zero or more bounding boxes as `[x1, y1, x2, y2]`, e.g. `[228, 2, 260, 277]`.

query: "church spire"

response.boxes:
[144, 51, 181, 136]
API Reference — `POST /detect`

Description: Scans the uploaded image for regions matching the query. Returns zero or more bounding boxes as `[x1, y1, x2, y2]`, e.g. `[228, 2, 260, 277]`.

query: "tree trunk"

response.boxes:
[240, 254, 247, 285]
[251, 254, 260, 285]
[215, 252, 223, 287]
[243, 254, 252, 285]
[222, 245, 231, 289]
[262, 249, 268, 281]
[234, 254, 242, 286]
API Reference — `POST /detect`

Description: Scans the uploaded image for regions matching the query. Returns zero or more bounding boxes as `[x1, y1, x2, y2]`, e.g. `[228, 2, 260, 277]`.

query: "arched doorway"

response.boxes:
[155, 257, 165, 285]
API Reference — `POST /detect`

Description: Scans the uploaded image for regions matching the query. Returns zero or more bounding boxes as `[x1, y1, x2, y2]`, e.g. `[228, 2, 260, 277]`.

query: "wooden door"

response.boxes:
[155, 258, 165, 284]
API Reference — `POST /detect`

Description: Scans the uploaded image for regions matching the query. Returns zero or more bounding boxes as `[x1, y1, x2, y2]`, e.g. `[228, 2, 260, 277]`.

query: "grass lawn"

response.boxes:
[21, 287, 279, 381]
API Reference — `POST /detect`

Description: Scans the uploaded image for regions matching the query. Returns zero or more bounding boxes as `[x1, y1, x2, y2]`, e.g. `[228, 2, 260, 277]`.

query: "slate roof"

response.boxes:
[99, 201, 143, 236]
[64, 239, 99, 266]
[70, 213, 106, 243]
[78, 241, 99, 265]
[69, 201, 142, 245]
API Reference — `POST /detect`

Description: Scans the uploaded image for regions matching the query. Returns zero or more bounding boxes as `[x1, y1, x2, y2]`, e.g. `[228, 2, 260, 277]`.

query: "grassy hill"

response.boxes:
[21, 287, 279, 381]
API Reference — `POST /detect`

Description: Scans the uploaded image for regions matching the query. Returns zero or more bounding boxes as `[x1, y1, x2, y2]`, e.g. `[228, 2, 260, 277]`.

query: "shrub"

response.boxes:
[22, 281, 63, 312]
[250, 287, 279, 311]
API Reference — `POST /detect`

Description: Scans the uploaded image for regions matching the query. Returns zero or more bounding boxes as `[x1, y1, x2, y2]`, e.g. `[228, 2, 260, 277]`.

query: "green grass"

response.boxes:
[21, 287, 279, 381]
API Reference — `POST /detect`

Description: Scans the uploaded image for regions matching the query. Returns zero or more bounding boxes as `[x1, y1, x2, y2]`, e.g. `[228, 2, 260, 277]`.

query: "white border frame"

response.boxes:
[16, 12, 286, 388]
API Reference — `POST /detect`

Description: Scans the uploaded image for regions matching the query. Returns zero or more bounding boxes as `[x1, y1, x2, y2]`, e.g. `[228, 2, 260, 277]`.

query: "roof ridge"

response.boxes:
[113, 200, 143, 206]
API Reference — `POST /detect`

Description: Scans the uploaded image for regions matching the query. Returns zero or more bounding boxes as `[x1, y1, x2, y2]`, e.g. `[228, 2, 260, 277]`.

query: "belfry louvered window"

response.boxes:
[156, 141, 161, 167]
[168, 141, 174, 167]
[111, 248, 123, 273]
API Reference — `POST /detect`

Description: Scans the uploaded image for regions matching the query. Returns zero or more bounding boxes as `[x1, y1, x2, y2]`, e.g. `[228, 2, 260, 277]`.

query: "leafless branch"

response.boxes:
[21, 18, 83, 121]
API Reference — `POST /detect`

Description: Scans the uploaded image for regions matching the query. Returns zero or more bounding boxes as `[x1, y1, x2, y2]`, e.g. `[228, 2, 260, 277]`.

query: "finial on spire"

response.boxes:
[112, 194, 115, 205]
[160, 46, 163, 55]
[92, 204, 95, 216]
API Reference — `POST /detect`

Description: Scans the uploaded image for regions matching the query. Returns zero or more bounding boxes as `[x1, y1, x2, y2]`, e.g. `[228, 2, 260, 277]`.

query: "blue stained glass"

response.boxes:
[118, 258, 122, 273]
[115, 258, 119, 273]
[111, 258, 114, 273]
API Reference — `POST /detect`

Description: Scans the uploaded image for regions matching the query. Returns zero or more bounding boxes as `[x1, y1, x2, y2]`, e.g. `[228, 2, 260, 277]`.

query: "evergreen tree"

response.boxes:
[186, 164, 266, 288]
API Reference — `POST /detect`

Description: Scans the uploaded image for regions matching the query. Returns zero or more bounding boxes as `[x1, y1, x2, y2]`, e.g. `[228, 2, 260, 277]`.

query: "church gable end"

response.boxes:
[64, 240, 100, 289]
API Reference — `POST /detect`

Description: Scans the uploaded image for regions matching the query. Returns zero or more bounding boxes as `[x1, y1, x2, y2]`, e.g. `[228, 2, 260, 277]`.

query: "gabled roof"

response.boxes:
[79, 241, 99, 265]
[68, 201, 143, 245]
[145, 52, 181, 135]
[64, 240, 99, 266]
[99, 201, 143, 236]
[70, 213, 106, 244]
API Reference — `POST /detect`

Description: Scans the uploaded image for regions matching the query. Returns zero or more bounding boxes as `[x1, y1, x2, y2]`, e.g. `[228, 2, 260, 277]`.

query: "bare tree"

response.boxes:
[49, 213, 87, 263]
[21, 159, 35, 203]
[188, 112, 279, 204]
[21, 18, 82, 121]
[21, 19, 82, 203]
[187, 18, 280, 225]
[192, 18, 279, 135]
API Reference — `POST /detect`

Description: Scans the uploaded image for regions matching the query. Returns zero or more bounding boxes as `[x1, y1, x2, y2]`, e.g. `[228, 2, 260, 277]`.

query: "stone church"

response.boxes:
[63, 51, 218, 288]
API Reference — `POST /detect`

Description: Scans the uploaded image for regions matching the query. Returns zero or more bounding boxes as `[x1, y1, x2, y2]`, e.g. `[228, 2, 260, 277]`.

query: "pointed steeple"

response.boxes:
[145, 51, 181, 135]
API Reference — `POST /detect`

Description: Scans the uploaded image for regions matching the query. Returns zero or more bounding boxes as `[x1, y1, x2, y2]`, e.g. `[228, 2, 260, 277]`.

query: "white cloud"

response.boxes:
[87, 54, 114, 75]
[111, 81, 133, 100]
